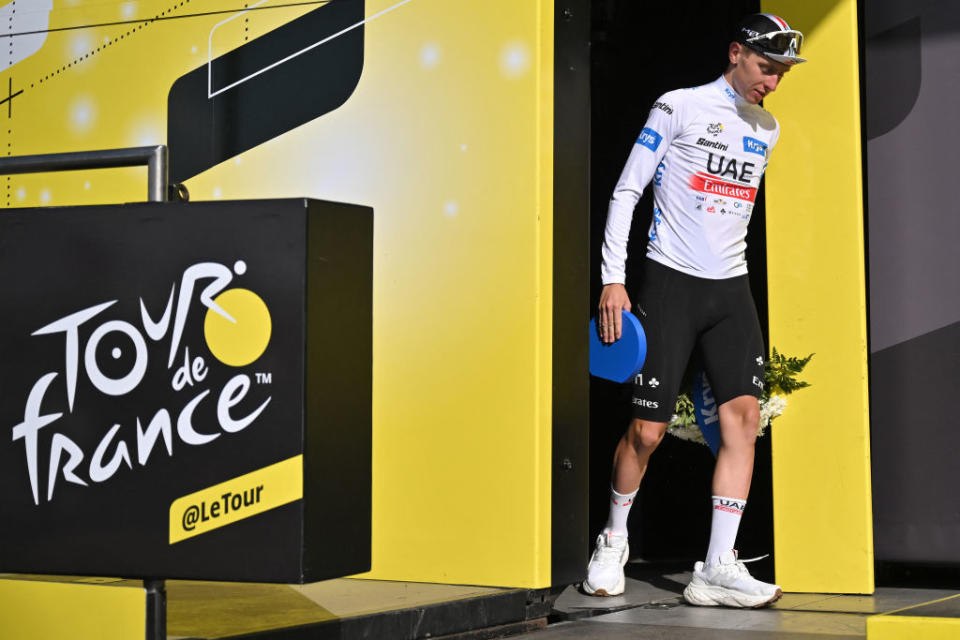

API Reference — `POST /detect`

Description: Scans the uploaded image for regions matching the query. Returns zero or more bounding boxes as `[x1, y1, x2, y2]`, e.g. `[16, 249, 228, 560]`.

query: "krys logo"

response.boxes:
[742, 136, 768, 157]
[11, 261, 273, 506]
[637, 127, 663, 152]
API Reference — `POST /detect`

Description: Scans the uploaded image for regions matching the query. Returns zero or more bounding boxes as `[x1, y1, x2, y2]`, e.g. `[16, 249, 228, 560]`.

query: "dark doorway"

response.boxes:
[588, 0, 774, 581]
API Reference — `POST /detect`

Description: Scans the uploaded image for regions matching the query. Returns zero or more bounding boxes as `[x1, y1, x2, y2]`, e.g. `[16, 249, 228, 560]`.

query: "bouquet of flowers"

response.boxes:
[666, 348, 813, 446]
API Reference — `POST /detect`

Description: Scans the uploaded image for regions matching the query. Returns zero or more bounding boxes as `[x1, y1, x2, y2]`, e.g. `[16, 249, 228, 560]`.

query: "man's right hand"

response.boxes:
[598, 283, 632, 344]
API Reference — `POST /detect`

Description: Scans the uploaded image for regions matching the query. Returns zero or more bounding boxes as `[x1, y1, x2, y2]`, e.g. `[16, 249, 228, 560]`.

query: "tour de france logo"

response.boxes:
[203, 263, 271, 368]
[10, 260, 274, 507]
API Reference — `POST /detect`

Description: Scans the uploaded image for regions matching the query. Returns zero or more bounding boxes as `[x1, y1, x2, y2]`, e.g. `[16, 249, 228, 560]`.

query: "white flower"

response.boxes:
[760, 394, 786, 421]
[666, 423, 708, 445]
[756, 394, 786, 437]
[667, 392, 792, 448]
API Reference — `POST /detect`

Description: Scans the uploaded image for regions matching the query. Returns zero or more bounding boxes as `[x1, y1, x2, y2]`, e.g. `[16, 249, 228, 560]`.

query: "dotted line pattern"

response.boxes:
[7, 1, 15, 73]
[33, 0, 192, 89]
[7, 2, 14, 206]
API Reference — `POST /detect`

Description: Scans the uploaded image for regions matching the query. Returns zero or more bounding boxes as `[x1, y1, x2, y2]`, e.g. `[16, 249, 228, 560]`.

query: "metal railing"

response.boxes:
[0, 146, 170, 202]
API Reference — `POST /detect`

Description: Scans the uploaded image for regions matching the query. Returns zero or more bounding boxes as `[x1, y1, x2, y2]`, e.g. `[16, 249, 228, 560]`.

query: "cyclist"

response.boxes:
[584, 13, 805, 608]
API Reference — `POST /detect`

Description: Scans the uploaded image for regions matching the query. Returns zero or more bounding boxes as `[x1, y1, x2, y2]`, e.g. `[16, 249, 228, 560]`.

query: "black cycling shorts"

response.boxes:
[630, 259, 765, 422]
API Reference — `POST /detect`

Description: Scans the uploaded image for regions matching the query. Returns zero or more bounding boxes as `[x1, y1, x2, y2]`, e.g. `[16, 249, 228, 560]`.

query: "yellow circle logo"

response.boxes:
[204, 288, 272, 367]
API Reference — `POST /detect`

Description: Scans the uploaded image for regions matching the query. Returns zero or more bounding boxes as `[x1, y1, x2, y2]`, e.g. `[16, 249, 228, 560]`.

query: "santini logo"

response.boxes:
[696, 137, 728, 151]
[742, 136, 768, 157]
[652, 101, 674, 115]
[637, 127, 663, 152]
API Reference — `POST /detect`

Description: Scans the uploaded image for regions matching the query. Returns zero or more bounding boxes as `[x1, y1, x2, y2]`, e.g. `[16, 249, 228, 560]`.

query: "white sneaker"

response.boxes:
[582, 531, 629, 596]
[683, 550, 782, 608]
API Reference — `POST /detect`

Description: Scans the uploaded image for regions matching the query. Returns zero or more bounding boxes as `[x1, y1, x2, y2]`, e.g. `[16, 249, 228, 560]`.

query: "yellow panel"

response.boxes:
[535, 0, 555, 588]
[762, 0, 873, 592]
[0, 578, 145, 640]
[347, 0, 555, 588]
[867, 616, 960, 640]
[2, 0, 554, 587]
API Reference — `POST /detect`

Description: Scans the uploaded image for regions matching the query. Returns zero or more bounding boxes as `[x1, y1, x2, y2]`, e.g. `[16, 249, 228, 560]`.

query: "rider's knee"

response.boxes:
[628, 419, 667, 450]
[721, 398, 760, 448]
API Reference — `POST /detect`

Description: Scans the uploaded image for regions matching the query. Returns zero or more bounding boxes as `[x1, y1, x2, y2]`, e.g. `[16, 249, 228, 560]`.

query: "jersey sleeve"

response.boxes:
[763, 117, 781, 170]
[601, 94, 685, 285]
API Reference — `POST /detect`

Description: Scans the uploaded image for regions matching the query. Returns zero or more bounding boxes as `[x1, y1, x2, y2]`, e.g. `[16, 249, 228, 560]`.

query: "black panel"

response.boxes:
[168, 0, 365, 182]
[864, 17, 920, 140]
[871, 321, 960, 565]
[0, 199, 371, 583]
[217, 590, 529, 640]
[551, 0, 592, 587]
[303, 200, 373, 578]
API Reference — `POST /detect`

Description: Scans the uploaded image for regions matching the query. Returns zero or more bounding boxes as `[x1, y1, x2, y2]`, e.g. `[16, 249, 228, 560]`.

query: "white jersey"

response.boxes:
[601, 75, 780, 283]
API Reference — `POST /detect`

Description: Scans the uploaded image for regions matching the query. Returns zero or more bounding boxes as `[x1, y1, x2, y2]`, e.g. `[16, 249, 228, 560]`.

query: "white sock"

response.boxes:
[705, 495, 746, 566]
[604, 485, 638, 537]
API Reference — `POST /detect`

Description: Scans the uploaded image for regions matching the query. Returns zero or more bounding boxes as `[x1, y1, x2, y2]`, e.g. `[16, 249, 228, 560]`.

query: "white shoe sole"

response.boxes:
[581, 574, 626, 597]
[683, 582, 782, 608]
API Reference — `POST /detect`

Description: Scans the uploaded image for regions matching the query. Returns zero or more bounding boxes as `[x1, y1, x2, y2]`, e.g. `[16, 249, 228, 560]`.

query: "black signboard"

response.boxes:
[0, 199, 372, 583]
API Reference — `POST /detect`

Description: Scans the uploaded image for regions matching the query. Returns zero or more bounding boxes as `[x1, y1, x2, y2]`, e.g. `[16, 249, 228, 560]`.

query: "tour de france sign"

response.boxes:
[0, 199, 372, 582]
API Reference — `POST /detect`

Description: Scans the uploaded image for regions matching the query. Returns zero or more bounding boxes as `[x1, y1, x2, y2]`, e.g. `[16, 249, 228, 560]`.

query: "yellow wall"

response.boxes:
[0, 578, 145, 639]
[762, 0, 874, 593]
[868, 616, 960, 640]
[2, 0, 553, 587]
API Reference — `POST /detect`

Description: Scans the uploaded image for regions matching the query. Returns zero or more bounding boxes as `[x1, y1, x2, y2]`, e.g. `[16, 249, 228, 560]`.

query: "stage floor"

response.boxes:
[3, 563, 958, 639]
[548, 559, 960, 639]
[1, 573, 541, 639]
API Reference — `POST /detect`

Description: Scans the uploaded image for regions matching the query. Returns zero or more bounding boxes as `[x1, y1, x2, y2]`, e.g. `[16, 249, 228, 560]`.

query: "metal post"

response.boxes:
[144, 579, 166, 640]
[147, 146, 169, 203]
[0, 146, 170, 202]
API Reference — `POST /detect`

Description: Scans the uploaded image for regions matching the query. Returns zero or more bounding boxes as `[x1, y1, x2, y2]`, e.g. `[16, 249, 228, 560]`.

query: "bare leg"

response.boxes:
[684, 394, 781, 607]
[583, 418, 668, 596]
[611, 419, 668, 494]
[703, 394, 761, 566]
[605, 418, 668, 534]
[712, 395, 761, 499]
